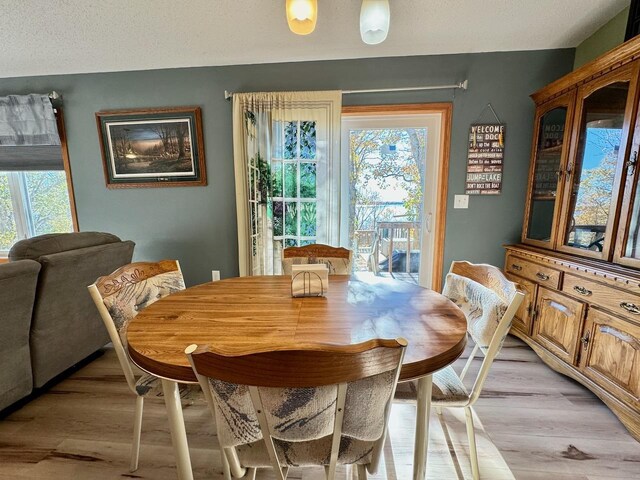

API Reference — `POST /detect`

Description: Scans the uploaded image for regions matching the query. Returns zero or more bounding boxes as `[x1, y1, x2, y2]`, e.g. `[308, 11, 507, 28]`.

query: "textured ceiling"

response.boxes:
[0, 0, 630, 78]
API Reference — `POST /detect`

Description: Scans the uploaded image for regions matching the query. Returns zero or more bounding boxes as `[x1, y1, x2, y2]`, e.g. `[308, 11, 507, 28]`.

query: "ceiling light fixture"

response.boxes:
[360, 0, 390, 45]
[286, 0, 318, 35]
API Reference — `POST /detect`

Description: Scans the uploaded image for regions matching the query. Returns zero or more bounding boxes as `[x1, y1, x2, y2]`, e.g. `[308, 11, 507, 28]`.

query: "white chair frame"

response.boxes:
[87, 260, 187, 473]
[186, 341, 407, 480]
[434, 261, 524, 480]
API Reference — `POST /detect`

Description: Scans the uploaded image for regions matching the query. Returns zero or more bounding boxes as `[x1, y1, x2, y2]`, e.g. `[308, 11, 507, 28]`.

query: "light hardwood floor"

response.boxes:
[0, 336, 638, 479]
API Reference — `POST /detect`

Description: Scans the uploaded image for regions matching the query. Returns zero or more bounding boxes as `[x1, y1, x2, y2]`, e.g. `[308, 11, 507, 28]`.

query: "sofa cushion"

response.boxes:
[0, 260, 40, 410]
[8, 232, 121, 261]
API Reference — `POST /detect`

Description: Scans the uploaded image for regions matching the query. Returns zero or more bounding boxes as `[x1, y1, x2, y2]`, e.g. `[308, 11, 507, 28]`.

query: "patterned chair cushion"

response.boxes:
[236, 434, 375, 467]
[394, 367, 469, 406]
[442, 272, 508, 354]
[209, 371, 394, 449]
[101, 270, 185, 347]
[134, 373, 200, 400]
[432, 366, 469, 405]
[282, 257, 351, 275]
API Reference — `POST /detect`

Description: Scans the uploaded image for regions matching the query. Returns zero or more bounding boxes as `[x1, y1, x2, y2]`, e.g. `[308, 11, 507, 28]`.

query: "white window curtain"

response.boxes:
[232, 91, 341, 276]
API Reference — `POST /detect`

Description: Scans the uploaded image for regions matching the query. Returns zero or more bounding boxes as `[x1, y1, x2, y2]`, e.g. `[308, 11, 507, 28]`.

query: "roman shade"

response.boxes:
[0, 94, 63, 171]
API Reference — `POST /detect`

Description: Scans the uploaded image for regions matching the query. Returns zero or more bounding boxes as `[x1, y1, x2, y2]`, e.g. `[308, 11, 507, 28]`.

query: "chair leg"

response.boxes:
[357, 464, 367, 479]
[465, 407, 480, 480]
[130, 396, 144, 472]
[221, 448, 232, 480]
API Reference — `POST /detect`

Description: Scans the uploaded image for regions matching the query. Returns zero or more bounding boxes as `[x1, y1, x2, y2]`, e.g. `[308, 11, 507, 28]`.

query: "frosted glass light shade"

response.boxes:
[360, 0, 390, 45]
[286, 0, 318, 35]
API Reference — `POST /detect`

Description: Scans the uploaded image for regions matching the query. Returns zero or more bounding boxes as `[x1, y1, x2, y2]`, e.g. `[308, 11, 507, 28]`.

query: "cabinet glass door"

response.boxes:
[560, 66, 636, 259]
[615, 91, 640, 267]
[523, 93, 574, 248]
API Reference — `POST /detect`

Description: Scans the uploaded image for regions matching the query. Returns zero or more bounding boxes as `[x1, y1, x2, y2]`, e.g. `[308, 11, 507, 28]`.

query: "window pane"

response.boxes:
[284, 163, 298, 198]
[300, 163, 316, 198]
[272, 161, 283, 197]
[0, 173, 18, 250]
[285, 202, 298, 235]
[285, 238, 298, 247]
[300, 202, 316, 236]
[300, 121, 316, 159]
[273, 201, 284, 237]
[284, 121, 298, 159]
[24, 171, 73, 237]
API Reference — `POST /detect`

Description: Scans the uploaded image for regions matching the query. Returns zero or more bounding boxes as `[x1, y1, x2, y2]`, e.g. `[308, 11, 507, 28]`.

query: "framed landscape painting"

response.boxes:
[96, 107, 206, 188]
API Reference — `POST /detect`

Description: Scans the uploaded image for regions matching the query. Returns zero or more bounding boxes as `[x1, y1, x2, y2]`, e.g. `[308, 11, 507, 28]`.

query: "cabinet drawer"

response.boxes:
[562, 273, 640, 324]
[506, 255, 561, 289]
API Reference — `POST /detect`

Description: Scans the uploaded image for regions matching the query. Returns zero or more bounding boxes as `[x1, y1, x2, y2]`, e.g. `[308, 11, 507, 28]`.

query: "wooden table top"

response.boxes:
[127, 275, 468, 383]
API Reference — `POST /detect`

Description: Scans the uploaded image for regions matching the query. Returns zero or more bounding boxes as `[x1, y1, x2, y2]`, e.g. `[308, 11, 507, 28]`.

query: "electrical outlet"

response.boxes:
[454, 194, 469, 209]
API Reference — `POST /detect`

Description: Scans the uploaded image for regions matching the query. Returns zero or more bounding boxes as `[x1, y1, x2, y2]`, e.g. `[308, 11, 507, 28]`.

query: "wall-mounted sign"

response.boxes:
[465, 123, 505, 195]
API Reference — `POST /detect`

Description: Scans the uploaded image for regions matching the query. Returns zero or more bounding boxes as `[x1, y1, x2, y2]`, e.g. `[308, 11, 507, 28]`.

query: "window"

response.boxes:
[271, 120, 318, 248]
[0, 110, 76, 254]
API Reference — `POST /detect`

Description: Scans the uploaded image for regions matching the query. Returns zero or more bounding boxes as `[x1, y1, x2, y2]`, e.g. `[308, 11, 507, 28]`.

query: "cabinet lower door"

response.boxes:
[579, 309, 640, 410]
[506, 273, 537, 335]
[533, 287, 585, 364]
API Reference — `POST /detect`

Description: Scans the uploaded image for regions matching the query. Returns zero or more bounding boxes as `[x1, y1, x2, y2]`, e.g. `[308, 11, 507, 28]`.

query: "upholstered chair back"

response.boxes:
[186, 338, 406, 480]
[88, 260, 185, 394]
[443, 261, 524, 404]
[282, 244, 353, 275]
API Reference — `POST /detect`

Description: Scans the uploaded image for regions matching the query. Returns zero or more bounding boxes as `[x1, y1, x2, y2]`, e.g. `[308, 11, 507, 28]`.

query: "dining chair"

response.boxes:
[186, 337, 407, 480]
[395, 261, 524, 480]
[87, 259, 198, 472]
[282, 243, 353, 275]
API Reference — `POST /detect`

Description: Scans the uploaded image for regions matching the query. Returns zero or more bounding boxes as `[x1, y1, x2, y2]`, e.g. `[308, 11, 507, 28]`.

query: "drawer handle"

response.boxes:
[573, 285, 592, 296]
[536, 272, 550, 281]
[620, 302, 640, 315]
[580, 331, 590, 349]
[511, 264, 523, 271]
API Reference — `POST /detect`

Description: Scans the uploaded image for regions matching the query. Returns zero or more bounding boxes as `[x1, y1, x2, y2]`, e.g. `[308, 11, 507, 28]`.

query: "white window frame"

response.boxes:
[1, 170, 72, 256]
[271, 119, 319, 248]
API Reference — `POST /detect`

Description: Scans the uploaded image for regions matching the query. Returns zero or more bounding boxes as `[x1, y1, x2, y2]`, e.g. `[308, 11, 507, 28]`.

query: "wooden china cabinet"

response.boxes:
[506, 37, 640, 441]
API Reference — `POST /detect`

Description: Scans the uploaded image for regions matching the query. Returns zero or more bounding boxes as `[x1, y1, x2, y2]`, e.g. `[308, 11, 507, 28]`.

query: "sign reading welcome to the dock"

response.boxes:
[465, 123, 505, 195]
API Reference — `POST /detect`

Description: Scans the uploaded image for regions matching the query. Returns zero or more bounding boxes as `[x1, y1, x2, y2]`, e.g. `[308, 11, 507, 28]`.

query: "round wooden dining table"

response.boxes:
[127, 274, 467, 480]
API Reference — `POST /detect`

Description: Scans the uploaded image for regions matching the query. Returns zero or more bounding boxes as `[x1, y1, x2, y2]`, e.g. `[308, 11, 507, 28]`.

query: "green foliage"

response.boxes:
[0, 174, 17, 250]
[348, 128, 426, 239]
[0, 171, 72, 251]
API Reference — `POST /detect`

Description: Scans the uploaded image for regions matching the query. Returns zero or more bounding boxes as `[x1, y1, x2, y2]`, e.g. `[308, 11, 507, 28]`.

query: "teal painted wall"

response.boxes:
[574, 6, 630, 68]
[0, 50, 574, 285]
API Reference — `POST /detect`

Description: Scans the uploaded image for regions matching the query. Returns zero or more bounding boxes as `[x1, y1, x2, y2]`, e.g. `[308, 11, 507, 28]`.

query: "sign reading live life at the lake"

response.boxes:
[465, 123, 505, 195]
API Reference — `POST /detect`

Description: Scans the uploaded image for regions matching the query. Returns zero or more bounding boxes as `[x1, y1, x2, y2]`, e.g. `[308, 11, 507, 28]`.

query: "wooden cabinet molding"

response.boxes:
[531, 35, 640, 105]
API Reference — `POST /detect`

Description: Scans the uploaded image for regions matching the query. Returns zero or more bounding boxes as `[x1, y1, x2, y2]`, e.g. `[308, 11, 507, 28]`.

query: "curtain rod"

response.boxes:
[224, 80, 468, 100]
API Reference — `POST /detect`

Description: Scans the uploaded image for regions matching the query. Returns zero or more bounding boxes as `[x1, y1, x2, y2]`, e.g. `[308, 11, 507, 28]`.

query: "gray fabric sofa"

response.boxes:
[7, 232, 135, 391]
[0, 260, 41, 410]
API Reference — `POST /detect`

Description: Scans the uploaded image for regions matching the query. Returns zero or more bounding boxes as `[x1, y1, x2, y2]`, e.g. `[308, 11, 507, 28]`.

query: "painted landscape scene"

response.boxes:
[107, 119, 195, 177]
